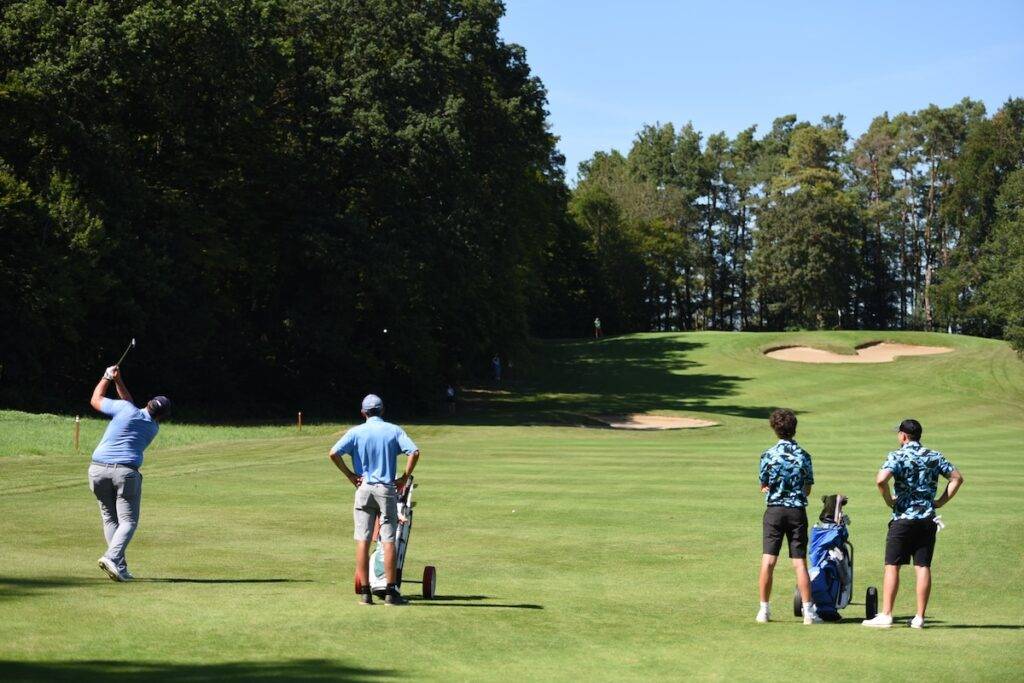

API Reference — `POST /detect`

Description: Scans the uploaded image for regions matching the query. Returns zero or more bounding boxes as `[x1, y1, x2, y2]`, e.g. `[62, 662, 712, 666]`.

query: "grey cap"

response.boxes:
[361, 394, 383, 413]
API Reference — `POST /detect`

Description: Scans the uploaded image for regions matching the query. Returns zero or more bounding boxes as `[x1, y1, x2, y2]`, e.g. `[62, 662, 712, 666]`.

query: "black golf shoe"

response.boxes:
[384, 590, 408, 606]
[358, 591, 374, 606]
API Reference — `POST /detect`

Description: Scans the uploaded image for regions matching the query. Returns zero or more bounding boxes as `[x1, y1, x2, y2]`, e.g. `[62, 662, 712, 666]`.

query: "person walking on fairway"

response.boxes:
[491, 354, 501, 382]
[863, 419, 964, 629]
[88, 365, 170, 582]
[756, 408, 821, 624]
[329, 394, 420, 606]
[593, 316, 602, 339]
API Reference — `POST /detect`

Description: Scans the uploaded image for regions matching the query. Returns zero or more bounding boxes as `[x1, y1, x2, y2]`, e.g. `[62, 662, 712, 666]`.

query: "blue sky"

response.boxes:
[499, 0, 1024, 182]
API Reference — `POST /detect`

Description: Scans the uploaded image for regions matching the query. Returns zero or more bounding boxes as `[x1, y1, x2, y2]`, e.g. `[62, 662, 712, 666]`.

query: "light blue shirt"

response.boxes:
[330, 416, 417, 484]
[91, 399, 159, 467]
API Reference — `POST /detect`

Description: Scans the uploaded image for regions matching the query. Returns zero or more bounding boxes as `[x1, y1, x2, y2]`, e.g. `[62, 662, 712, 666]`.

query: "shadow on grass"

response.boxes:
[927, 624, 1024, 630]
[0, 577, 311, 600]
[410, 595, 542, 609]
[0, 659, 395, 682]
[0, 577, 101, 600]
[423, 336, 778, 426]
[141, 578, 312, 584]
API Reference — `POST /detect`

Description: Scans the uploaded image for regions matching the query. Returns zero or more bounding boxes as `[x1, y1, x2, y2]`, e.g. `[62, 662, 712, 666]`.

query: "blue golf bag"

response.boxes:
[795, 495, 877, 621]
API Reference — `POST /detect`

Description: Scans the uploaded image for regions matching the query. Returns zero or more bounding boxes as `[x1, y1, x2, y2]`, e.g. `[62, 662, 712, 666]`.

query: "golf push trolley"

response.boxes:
[795, 494, 878, 621]
[354, 476, 437, 599]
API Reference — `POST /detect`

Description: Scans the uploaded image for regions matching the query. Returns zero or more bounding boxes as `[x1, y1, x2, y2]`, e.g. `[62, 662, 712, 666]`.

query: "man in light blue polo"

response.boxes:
[88, 365, 170, 582]
[329, 394, 420, 606]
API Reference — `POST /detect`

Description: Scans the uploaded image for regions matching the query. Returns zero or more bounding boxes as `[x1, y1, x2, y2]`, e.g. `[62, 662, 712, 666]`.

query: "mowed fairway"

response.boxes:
[1, 331, 1023, 681]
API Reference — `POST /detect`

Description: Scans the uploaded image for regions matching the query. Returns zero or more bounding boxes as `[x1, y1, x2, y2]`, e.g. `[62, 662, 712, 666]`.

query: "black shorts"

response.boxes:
[885, 518, 938, 566]
[762, 506, 808, 558]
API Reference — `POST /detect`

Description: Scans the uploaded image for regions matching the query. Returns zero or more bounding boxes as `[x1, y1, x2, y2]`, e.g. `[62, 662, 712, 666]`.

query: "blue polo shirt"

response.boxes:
[881, 441, 955, 520]
[759, 439, 815, 508]
[330, 416, 417, 484]
[91, 399, 159, 468]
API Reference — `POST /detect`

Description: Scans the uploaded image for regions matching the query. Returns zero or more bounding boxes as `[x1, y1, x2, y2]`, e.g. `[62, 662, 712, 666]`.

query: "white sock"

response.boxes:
[802, 602, 815, 614]
[759, 601, 769, 610]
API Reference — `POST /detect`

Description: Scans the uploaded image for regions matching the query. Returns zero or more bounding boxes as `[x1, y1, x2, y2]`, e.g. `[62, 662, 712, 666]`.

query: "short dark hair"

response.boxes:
[770, 408, 797, 439]
[898, 418, 922, 440]
[364, 406, 383, 417]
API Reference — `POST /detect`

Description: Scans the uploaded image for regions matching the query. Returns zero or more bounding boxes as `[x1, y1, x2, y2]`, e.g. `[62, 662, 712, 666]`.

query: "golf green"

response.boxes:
[1, 331, 1022, 681]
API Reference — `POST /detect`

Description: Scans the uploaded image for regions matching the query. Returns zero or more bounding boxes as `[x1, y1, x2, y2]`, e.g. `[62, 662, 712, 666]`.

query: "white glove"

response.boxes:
[933, 515, 945, 532]
[103, 366, 117, 381]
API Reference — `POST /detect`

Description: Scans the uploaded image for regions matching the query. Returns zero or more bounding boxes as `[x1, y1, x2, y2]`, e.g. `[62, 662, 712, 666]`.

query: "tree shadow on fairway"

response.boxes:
[141, 578, 312, 584]
[0, 577, 103, 600]
[434, 336, 776, 426]
[0, 659, 395, 682]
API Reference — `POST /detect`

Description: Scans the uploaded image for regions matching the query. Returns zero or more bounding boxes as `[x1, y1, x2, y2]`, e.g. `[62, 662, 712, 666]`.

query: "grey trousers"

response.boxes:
[88, 463, 142, 571]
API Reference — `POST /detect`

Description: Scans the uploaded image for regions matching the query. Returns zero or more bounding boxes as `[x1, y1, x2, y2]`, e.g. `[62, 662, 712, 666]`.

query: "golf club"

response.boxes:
[115, 338, 136, 367]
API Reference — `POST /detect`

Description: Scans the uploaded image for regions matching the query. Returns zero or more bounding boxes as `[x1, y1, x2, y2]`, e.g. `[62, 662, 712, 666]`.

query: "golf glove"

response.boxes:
[933, 515, 945, 532]
[104, 366, 117, 381]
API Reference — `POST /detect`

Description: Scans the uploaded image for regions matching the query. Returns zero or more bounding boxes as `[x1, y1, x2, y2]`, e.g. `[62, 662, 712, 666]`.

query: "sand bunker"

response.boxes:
[764, 342, 953, 364]
[592, 414, 718, 430]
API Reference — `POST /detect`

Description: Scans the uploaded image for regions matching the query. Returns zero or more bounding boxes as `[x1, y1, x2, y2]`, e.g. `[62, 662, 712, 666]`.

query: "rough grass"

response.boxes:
[1, 331, 1022, 681]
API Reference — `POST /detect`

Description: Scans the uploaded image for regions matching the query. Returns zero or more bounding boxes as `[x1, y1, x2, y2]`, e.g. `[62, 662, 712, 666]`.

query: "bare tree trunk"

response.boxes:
[923, 160, 937, 330]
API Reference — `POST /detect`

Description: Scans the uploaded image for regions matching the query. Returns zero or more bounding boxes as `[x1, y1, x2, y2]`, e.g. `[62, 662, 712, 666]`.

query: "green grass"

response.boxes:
[1, 331, 1022, 681]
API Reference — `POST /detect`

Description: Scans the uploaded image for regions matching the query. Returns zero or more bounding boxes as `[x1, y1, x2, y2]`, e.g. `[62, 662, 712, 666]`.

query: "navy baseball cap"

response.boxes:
[361, 394, 383, 413]
[148, 395, 171, 417]
[895, 418, 922, 438]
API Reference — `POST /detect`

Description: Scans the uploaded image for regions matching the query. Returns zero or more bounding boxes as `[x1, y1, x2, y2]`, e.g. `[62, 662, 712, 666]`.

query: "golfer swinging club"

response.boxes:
[329, 394, 420, 606]
[863, 418, 964, 628]
[87, 365, 170, 582]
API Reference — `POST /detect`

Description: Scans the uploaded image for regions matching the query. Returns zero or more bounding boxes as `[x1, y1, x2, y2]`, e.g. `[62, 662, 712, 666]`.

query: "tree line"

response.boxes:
[1, 0, 570, 415]
[1, 1, 1021, 416]
[563, 99, 1024, 348]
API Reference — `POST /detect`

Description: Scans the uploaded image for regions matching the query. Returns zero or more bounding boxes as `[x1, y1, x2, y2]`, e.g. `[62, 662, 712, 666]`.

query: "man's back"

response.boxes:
[92, 399, 159, 467]
[883, 442, 953, 520]
[759, 440, 814, 508]
[333, 417, 416, 484]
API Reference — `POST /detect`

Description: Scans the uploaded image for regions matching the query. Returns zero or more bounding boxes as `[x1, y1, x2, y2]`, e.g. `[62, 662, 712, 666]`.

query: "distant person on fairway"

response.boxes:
[756, 408, 820, 624]
[492, 354, 501, 381]
[862, 419, 963, 629]
[445, 384, 457, 415]
[593, 316, 602, 339]
[329, 394, 420, 606]
[88, 366, 170, 582]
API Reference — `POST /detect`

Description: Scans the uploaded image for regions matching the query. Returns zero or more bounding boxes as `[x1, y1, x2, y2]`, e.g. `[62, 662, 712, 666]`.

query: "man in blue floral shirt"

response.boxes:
[756, 408, 820, 624]
[863, 418, 964, 629]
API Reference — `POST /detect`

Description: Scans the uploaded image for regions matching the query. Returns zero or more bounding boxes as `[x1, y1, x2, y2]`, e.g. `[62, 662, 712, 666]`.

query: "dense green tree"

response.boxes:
[0, 0, 568, 413]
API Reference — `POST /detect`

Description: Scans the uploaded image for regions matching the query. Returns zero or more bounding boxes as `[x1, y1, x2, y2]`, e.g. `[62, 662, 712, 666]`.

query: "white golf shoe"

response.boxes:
[98, 557, 123, 582]
[803, 609, 823, 625]
[755, 606, 770, 623]
[909, 615, 925, 629]
[862, 613, 894, 628]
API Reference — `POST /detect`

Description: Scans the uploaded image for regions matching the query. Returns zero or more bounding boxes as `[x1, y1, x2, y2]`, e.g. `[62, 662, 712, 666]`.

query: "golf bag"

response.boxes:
[357, 476, 437, 599]
[795, 495, 877, 621]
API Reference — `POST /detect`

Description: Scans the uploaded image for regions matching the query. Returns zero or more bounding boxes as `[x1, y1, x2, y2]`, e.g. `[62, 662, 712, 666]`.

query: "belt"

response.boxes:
[91, 461, 140, 472]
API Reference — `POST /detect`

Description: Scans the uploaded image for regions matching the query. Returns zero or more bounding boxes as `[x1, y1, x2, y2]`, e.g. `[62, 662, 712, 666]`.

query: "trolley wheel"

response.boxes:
[865, 586, 878, 620]
[793, 589, 802, 617]
[422, 565, 437, 599]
